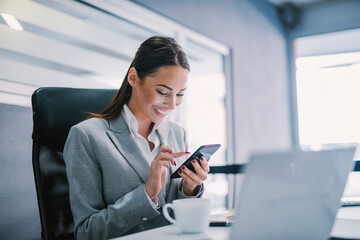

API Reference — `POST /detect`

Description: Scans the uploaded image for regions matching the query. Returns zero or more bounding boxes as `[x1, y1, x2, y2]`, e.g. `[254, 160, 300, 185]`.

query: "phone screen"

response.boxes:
[170, 144, 221, 179]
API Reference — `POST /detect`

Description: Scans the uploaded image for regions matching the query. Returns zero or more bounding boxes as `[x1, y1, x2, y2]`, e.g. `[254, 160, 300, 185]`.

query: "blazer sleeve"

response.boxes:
[64, 125, 160, 240]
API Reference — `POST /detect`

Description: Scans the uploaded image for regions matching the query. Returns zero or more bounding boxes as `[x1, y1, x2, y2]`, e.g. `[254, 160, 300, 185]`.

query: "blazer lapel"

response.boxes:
[156, 132, 167, 206]
[106, 114, 150, 184]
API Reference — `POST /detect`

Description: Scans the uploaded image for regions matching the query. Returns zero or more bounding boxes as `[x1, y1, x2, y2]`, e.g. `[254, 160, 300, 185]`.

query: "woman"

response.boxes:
[64, 36, 210, 240]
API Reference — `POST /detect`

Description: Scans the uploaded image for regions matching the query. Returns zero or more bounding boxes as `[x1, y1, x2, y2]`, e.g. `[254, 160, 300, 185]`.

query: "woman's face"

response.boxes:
[128, 65, 189, 125]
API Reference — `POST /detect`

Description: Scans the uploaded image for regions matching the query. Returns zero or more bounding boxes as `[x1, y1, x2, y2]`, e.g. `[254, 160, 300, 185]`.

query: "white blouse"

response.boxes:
[122, 104, 169, 164]
[121, 104, 170, 207]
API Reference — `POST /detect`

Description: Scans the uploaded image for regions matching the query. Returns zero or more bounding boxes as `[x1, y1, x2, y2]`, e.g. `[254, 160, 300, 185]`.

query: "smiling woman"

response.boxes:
[63, 36, 210, 240]
[127, 65, 189, 131]
[87, 37, 190, 121]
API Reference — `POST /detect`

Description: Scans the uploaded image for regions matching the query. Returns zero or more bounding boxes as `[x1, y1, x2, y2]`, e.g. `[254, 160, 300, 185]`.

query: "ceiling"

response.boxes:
[267, 0, 327, 7]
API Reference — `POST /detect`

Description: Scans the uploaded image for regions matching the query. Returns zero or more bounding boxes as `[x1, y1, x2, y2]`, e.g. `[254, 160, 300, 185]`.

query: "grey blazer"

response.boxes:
[64, 113, 203, 240]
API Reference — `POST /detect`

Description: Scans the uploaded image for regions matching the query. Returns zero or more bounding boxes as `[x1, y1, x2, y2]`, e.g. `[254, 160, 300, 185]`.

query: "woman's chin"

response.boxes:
[151, 113, 169, 124]
[152, 118, 165, 124]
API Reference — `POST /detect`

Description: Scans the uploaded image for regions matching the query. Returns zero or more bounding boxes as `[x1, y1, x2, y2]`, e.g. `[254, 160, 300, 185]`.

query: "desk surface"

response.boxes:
[331, 206, 360, 239]
[113, 207, 360, 240]
[112, 225, 230, 240]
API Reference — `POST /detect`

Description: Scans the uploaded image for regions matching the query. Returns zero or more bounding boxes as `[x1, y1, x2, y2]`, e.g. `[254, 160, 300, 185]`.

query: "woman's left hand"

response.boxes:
[178, 155, 210, 196]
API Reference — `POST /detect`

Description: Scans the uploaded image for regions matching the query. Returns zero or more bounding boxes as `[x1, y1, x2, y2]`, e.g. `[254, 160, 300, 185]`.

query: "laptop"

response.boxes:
[229, 148, 356, 240]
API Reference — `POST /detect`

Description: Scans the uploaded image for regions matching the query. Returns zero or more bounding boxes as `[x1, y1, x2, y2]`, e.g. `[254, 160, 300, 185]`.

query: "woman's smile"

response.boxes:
[153, 106, 170, 117]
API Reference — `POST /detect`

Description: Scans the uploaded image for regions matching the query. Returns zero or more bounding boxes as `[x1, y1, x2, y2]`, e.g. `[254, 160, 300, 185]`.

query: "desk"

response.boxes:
[113, 207, 360, 240]
[112, 225, 230, 240]
[331, 206, 360, 239]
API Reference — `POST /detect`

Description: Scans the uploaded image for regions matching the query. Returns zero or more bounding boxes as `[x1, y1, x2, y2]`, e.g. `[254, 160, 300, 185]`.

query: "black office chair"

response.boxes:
[31, 87, 117, 240]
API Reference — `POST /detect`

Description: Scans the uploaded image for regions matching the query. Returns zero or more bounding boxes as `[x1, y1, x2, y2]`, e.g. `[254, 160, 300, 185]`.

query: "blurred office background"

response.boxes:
[1, 0, 360, 239]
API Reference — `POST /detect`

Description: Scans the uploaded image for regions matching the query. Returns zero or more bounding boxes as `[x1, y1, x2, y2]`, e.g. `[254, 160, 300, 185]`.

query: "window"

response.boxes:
[184, 39, 228, 212]
[294, 29, 360, 201]
[296, 52, 360, 149]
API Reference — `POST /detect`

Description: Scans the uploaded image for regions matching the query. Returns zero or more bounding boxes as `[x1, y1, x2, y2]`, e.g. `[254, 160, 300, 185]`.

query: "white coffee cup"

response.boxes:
[163, 198, 211, 233]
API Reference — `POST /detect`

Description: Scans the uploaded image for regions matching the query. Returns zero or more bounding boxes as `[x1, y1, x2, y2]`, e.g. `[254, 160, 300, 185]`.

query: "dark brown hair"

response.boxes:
[88, 36, 190, 120]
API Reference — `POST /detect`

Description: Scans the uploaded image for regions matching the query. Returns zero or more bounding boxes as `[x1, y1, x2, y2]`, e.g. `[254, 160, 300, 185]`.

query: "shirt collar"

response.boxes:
[122, 104, 169, 139]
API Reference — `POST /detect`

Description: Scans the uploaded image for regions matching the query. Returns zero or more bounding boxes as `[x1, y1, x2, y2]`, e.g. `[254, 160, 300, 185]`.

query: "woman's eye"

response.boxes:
[157, 90, 168, 96]
[177, 93, 185, 97]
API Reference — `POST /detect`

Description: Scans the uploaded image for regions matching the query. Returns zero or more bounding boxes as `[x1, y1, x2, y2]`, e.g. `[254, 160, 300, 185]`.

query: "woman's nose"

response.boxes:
[166, 96, 176, 110]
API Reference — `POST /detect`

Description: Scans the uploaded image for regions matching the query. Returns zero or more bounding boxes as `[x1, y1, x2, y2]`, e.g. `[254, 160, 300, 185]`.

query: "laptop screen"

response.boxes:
[230, 148, 355, 240]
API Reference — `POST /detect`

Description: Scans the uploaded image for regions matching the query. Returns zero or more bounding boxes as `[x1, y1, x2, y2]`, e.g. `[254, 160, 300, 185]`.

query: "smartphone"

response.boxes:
[170, 144, 221, 179]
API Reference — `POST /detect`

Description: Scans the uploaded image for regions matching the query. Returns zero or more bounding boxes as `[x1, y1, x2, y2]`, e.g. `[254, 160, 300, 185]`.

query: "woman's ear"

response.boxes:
[127, 67, 138, 87]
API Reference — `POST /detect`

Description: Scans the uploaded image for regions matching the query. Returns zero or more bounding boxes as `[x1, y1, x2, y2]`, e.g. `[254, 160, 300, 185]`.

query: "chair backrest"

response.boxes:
[31, 87, 117, 240]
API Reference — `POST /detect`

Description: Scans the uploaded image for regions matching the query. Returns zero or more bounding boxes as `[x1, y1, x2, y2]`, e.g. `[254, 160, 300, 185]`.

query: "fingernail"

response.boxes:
[181, 165, 185, 170]
[201, 157, 206, 161]
[174, 161, 176, 166]
[185, 152, 191, 154]
[178, 169, 182, 174]
[192, 159, 196, 164]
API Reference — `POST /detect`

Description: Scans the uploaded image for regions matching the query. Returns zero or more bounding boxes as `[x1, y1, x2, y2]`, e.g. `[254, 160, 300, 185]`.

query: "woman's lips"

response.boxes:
[153, 106, 169, 117]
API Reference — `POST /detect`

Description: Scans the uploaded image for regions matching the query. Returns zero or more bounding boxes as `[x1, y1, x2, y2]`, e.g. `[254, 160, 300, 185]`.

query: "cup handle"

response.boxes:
[162, 203, 177, 225]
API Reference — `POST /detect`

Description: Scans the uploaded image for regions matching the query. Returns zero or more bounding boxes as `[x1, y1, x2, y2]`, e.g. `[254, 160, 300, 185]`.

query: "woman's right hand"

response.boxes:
[145, 145, 189, 200]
